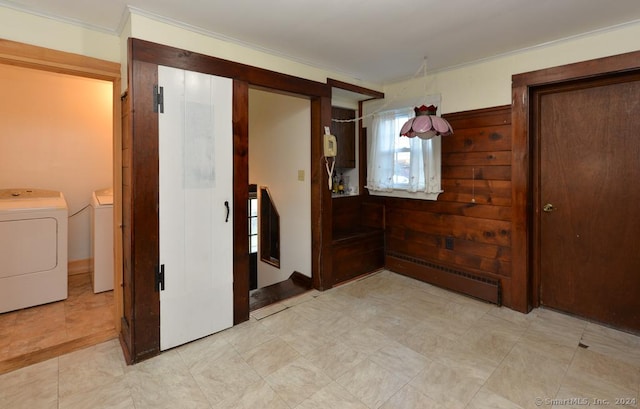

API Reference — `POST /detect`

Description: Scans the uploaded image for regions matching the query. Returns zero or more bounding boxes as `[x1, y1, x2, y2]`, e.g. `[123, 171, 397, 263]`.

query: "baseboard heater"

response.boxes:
[386, 251, 501, 306]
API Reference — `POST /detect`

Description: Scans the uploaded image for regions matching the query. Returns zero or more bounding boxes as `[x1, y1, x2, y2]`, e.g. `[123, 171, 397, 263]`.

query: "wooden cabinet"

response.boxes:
[331, 196, 384, 285]
[332, 229, 384, 285]
[332, 106, 356, 168]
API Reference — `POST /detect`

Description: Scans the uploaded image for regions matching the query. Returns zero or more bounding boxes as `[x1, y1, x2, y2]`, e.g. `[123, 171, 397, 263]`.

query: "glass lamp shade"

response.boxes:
[400, 105, 453, 139]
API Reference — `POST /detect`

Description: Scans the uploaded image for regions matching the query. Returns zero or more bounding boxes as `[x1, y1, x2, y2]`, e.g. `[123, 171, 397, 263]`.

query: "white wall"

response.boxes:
[366, 21, 640, 117]
[0, 64, 113, 262]
[3, 4, 639, 115]
[249, 89, 311, 288]
[0, 6, 120, 63]
[124, 12, 381, 92]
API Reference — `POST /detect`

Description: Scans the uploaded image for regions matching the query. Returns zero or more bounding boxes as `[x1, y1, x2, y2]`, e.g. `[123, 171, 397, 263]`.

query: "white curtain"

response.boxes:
[423, 135, 442, 193]
[367, 109, 405, 191]
[367, 108, 442, 195]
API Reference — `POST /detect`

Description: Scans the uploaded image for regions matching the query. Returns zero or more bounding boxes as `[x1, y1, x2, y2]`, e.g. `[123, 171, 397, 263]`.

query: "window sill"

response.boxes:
[367, 188, 441, 201]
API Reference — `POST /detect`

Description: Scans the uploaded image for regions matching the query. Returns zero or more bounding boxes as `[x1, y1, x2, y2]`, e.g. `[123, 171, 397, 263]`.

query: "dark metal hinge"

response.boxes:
[153, 85, 164, 113]
[156, 264, 165, 291]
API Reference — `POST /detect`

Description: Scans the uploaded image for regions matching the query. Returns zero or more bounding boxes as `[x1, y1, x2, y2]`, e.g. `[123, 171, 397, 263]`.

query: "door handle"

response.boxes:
[224, 200, 230, 222]
[543, 203, 555, 213]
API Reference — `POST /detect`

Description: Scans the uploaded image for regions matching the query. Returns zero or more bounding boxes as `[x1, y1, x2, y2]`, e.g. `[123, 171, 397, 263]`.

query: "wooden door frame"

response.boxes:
[511, 50, 640, 313]
[0, 39, 123, 330]
[125, 38, 332, 361]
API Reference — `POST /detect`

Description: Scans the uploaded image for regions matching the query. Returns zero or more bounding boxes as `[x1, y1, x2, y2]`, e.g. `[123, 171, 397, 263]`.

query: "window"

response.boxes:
[259, 186, 280, 268]
[366, 105, 442, 200]
[248, 186, 258, 254]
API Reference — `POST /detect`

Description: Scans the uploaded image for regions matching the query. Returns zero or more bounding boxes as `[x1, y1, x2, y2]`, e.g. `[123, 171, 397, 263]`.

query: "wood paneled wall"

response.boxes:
[382, 106, 514, 307]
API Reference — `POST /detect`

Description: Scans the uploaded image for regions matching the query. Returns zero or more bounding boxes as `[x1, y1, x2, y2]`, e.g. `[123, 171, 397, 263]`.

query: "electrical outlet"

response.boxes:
[445, 236, 454, 250]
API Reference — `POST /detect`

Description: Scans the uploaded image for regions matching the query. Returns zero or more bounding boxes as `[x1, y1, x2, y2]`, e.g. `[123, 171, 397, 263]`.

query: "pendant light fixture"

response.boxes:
[399, 104, 453, 139]
[399, 58, 453, 139]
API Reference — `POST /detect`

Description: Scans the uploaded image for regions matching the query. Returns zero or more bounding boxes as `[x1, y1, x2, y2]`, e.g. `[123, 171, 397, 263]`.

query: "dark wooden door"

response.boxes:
[538, 77, 640, 333]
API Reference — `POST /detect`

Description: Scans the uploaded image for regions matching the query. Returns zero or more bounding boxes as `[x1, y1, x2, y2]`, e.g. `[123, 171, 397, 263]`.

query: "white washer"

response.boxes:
[0, 188, 68, 313]
[90, 187, 113, 293]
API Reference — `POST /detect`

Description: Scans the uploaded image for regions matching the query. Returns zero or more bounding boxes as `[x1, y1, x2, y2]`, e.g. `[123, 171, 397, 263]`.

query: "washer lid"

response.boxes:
[95, 187, 113, 206]
[96, 192, 113, 206]
[97, 195, 113, 206]
[0, 189, 66, 211]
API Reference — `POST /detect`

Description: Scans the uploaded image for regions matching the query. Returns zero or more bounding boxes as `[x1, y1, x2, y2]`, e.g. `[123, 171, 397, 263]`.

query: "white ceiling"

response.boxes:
[3, 0, 640, 84]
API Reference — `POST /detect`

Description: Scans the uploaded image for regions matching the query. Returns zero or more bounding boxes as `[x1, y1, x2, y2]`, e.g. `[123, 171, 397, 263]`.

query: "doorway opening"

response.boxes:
[247, 88, 313, 311]
[0, 40, 122, 374]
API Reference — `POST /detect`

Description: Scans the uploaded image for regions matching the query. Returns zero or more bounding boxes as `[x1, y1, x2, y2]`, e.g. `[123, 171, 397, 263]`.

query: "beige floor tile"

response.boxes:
[314, 313, 364, 340]
[379, 384, 446, 409]
[398, 287, 453, 313]
[241, 337, 300, 377]
[555, 380, 639, 409]
[410, 359, 485, 409]
[339, 325, 394, 355]
[485, 343, 571, 409]
[213, 379, 289, 409]
[519, 310, 586, 366]
[288, 298, 337, 323]
[314, 288, 369, 317]
[561, 348, 640, 399]
[580, 322, 640, 368]
[364, 281, 419, 304]
[126, 350, 210, 409]
[58, 339, 126, 398]
[257, 306, 311, 334]
[250, 302, 288, 320]
[433, 340, 500, 381]
[265, 356, 332, 407]
[312, 290, 362, 314]
[333, 277, 381, 299]
[446, 314, 524, 368]
[433, 300, 491, 337]
[304, 339, 369, 380]
[218, 319, 277, 353]
[466, 388, 526, 409]
[4, 270, 640, 409]
[278, 321, 336, 355]
[392, 321, 457, 361]
[189, 352, 262, 407]
[343, 296, 398, 324]
[177, 333, 236, 370]
[364, 304, 425, 340]
[0, 357, 59, 409]
[368, 341, 430, 379]
[524, 309, 587, 356]
[58, 376, 135, 409]
[296, 381, 369, 409]
[337, 358, 411, 409]
[487, 305, 538, 329]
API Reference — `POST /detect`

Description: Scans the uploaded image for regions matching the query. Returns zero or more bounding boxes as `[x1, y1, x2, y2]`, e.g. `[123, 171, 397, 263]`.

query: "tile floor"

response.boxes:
[1, 270, 639, 409]
[0, 273, 115, 362]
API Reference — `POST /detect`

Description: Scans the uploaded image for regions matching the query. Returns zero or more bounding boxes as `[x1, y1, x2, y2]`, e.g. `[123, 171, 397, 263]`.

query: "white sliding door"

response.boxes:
[158, 65, 233, 350]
